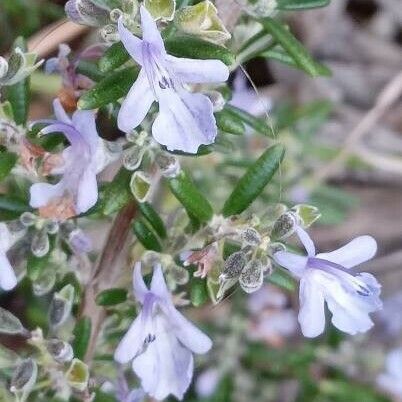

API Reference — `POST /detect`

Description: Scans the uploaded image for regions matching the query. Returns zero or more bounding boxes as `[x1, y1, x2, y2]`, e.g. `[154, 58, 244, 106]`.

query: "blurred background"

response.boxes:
[1, 0, 402, 401]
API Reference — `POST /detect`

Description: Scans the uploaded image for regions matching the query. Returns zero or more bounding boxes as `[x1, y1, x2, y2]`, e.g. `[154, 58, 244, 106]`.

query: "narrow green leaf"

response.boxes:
[259, 17, 330, 77]
[94, 168, 134, 216]
[276, 0, 330, 10]
[96, 288, 128, 306]
[0, 195, 30, 220]
[76, 60, 103, 82]
[165, 35, 235, 66]
[190, 276, 208, 307]
[133, 219, 163, 252]
[5, 79, 30, 126]
[93, 390, 118, 402]
[5, 38, 30, 126]
[138, 202, 167, 239]
[98, 42, 130, 73]
[225, 105, 274, 137]
[168, 171, 213, 222]
[215, 109, 245, 135]
[78, 66, 139, 110]
[0, 152, 17, 181]
[72, 317, 92, 360]
[222, 144, 285, 216]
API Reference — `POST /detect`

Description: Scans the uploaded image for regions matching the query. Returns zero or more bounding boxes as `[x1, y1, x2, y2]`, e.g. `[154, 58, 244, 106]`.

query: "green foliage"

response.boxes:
[78, 66, 140, 110]
[132, 219, 163, 252]
[276, 0, 330, 10]
[72, 318, 92, 361]
[168, 171, 214, 223]
[0, 151, 17, 182]
[138, 202, 167, 239]
[222, 144, 285, 216]
[258, 18, 331, 77]
[96, 288, 128, 306]
[165, 34, 235, 66]
[225, 105, 273, 137]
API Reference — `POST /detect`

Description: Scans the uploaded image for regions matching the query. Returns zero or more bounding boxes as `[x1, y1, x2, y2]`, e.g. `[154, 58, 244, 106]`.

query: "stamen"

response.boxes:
[308, 257, 372, 297]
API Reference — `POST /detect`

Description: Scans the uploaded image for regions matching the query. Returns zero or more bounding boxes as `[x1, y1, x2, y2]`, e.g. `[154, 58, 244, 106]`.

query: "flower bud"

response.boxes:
[221, 251, 247, 280]
[0, 307, 27, 335]
[10, 358, 37, 401]
[31, 228, 50, 258]
[110, 8, 123, 22]
[6, 219, 25, 234]
[46, 339, 74, 363]
[169, 264, 189, 286]
[49, 285, 75, 328]
[271, 212, 297, 240]
[20, 212, 36, 227]
[204, 90, 225, 112]
[123, 145, 145, 171]
[155, 153, 181, 178]
[101, 24, 120, 43]
[66, 359, 89, 392]
[130, 171, 153, 202]
[292, 204, 321, 228]
[175, 1, 231, 45]
[144, 0, 176, 20]
[239, 260, 264, 294]
[240, 228, 261, 246]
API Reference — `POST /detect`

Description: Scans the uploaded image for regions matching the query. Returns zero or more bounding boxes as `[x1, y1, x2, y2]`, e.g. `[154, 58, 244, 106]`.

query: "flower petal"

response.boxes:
[53, 98, 72, 124]
[152, 89, 216, 153]
[0, 223, 11, 252]
[118, 17, 144, 65]
[132, 314, 193, 400]
[298, 271, 326, 337]
[150, 264, 170, 299]
[0, 253, 17, 291]
[295, 226, 316, 257]
[133, 262, 149, 303]
[114, 314, 145, 364]
[76, 166, 98, 213]
[117, 69, 154, 133]
[316, 235, 377, 268]
[273, 251, 307, 278]
[165, 304, 212, 354]
[166, 56, 229, 83]
[71, 109, 99, 154]
[319, 270, 377, 335]
[29, 182, 64, 208]
[140, 6, 166, 55]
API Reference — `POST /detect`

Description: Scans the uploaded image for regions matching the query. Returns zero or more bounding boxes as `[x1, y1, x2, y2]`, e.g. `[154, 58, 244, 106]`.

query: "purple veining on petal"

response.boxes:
[307, 257, 372, 297]
[29, 100, 101, 216]
[117, 6, 229, 153]
[114, 263, 212, 400]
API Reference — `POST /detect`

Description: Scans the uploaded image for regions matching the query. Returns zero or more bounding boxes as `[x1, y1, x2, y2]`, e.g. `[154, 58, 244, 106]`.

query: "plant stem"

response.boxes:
[80, 201, 137, 364]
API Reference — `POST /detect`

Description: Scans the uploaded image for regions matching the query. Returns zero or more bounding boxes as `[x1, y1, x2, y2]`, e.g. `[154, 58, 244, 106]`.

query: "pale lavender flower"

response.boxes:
[65, 0, 109, 27]
[45, 44, 103, 95]
[273, 227, 382, 337]
[117, 6, 229, 153]
[29, 99, 100, 218]
[0, 223, 18, 291]
[377, 348, 402, 398]
[114, 263, 212, 400]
